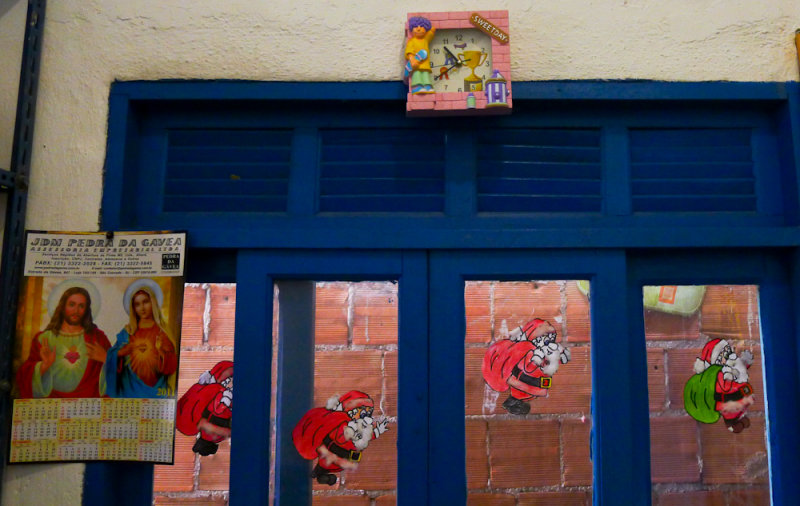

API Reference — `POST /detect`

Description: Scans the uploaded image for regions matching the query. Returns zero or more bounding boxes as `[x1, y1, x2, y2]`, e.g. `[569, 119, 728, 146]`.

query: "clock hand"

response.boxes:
[443, 46, 461, 65]
[435, 57, 471, 80]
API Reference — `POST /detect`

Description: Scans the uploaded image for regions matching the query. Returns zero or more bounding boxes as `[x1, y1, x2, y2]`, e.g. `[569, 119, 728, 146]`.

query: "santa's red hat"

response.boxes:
[694, 338, 728, 374]
[326, 390, 374, 412]
[209, 361, 234, 382]
[521, 318, 547, 337]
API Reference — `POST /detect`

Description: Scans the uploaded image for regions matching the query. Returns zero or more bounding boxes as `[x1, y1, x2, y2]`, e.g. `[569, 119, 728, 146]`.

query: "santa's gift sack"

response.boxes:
[683, 364, 722, 424]
[643, 285, 706, 316]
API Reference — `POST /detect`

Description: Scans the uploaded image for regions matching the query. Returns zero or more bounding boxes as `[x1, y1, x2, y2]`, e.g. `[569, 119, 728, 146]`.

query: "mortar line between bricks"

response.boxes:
[202, 283, 211, 345]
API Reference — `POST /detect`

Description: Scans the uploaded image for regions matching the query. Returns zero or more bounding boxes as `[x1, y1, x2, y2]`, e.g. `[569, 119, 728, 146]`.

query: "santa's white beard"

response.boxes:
[539, 345, 564, 376]
[344, 419, 374, 450]
[728, 356, 749, 383]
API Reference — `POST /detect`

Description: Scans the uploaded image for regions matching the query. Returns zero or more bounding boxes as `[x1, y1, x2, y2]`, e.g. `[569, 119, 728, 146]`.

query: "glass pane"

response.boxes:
[154, 283, 235, 504]
[270, 281, 398, 505]
[466, 281, 592, 505]
[644, 285, 769, 505]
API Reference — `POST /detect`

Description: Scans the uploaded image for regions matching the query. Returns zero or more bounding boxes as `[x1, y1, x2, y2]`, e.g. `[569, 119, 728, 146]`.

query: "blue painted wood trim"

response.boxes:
[230, 251, 273, 506]
[602, 127, 631, 216]
[428, 250, 633, 505]
[83, 462, 154, 506]
[102, 90, 133, 230]
[760, 253, 800, 506]
[445, 130, 477, 216]
[288, 128, 319, 216]
[275, 282, 315, 505]
[159, 224, 800, 250]
[627, 250, 800, 505]
[398, 250, 429, 506]
[597, 252, 649, 505]
[110, 80, 788, 102]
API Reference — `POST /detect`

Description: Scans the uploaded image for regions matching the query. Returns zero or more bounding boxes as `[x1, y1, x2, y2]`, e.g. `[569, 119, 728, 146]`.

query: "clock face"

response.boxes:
[428, 28, 493, 93]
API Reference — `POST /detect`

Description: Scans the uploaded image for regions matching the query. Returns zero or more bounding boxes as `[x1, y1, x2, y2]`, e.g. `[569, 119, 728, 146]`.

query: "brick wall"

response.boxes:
[154, 282, 769, 506]
[645, 285, 769, 506]
[154, 284, 235, 506]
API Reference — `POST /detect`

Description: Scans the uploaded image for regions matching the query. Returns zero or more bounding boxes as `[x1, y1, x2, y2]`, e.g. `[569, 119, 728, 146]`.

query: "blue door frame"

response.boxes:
[85, 80, 800, 506]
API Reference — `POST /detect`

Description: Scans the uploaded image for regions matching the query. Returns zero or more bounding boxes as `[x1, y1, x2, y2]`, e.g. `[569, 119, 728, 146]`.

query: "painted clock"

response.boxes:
[429, 28, 493, 94]
[405, 11, 511, 117]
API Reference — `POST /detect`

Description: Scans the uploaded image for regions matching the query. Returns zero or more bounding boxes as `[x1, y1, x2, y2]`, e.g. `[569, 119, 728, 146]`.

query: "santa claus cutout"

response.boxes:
[176, 360, 233, 455]
[292, 390, 389, 485]
[482, 318, 571, 415]
[684, 338, 755, 433]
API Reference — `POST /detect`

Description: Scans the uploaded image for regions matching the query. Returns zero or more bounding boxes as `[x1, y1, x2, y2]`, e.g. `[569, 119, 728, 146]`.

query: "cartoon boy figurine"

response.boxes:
[482, 318, 571, 415]
[405, 16, 436, 94]
[292, 391, 389, 485]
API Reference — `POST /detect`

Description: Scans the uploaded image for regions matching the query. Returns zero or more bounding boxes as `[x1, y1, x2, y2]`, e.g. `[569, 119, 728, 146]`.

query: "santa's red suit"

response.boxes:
[176, 360, 233, 455]
[293, 391, 380, 485]
[483, 339, 552, 401]
[693, 338, 754, 432]
[483, 319, 557, 400]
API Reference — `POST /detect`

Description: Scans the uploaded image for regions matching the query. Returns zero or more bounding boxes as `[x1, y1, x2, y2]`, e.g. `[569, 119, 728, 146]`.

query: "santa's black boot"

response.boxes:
[193, 437, 219, 456]
[724, 417, 745, 433]
[311, 464, 338, 485]
[502, 396, 531, 415]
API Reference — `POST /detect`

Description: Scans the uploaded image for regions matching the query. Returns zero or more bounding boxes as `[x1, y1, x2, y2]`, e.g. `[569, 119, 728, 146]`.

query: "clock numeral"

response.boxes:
[433, 48, 440, 54]
[442, 38, 449, 44]
[458, 88, 462, 92]
[455, 34, 463, 41]
[444, 85, 448, 90]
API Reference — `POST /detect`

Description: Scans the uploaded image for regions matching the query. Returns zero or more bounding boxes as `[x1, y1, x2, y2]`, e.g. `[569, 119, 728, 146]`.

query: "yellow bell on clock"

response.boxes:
[428, 28, 493, 94]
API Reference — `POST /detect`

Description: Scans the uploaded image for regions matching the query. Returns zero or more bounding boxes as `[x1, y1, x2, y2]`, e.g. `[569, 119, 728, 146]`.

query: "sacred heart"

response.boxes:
[65, 346, 80, 364]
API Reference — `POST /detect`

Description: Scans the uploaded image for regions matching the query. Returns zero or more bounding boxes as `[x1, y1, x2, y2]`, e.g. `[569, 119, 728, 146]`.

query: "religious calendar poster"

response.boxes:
[8, 230, 186, 463]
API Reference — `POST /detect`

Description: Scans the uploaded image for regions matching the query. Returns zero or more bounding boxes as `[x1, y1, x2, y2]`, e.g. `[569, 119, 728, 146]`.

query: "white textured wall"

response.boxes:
[1, 0, 799, 504]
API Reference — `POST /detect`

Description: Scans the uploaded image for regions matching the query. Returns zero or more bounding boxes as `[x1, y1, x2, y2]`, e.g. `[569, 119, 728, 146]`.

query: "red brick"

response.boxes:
[312, 495, 370, 506]
[728, 488, 770, 505]
[198, 439, 231, 490]
[518, 491, 590, 505]
[352, 282, 398, 346]
[153, 432, 196, 492]
[467, 493, 516, 506]
[465, 347, 493, 415]
[657, 490, 725, 506]
[668, 347, 764, 413]
[375, 494, 396, 506]
[180, 284, 206, 347]
[315, 283, 349, 346]
[650, 417, 699, 483]
[643, 310, 700, 341]
[313, 350, 384, 410]
[208, 284, 236, 346]
[700, 285, 760, 340]
[466, 420, 489, 489]
[648, 349, 666, 411]
[565, 281, 591, 343]
[383, 351, 398, 418]
[528, 346, 591, 415]
[465, 281, 492, 343]
[488, 419, 560, 488]
[154, 497, 226, 506]
[493, 281, 562, 338]
[562, 419, 593, 486]
[700, 417, 769, 484]
[341, 428, 396, 490]
[177, 351, 235, 399]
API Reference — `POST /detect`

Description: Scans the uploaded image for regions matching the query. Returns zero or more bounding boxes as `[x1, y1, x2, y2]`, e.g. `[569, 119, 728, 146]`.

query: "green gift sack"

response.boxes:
[684, 365, 721, 424]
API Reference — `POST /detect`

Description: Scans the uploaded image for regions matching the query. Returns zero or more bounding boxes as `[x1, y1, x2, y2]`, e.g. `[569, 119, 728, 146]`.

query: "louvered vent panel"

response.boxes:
[319, 129, 445, 213]
[630, 129, 756, 212]
[476, 129, 603, 213]
[164, 129, 292, 212]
